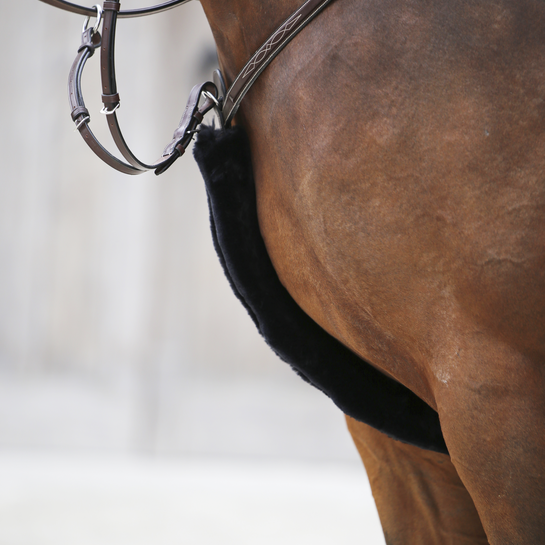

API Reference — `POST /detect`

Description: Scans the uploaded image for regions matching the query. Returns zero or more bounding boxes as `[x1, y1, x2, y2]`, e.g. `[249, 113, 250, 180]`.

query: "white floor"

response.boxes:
[0, 451, 385, 545]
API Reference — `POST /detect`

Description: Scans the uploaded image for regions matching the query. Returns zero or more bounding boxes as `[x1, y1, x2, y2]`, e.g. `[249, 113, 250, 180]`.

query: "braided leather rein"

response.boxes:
[41, 0, 335, 175]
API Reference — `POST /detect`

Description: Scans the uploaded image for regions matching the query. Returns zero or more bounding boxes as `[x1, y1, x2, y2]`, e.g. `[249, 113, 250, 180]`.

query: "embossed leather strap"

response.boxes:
[221, 0, 335, 125]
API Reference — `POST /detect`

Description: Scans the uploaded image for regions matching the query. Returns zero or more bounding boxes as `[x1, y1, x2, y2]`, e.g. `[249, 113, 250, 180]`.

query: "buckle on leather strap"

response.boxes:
[100, 103, 120, 115]
[74, 115, 90, 131]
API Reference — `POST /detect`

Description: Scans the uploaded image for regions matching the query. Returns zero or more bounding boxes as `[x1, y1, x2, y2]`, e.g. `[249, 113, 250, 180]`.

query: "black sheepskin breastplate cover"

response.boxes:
[194, 125, 447, 454]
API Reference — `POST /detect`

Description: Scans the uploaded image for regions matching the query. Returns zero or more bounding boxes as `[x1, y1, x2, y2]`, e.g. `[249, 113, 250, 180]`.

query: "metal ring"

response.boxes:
[202, 90, 220, 107]
[82, 4, 103, 35]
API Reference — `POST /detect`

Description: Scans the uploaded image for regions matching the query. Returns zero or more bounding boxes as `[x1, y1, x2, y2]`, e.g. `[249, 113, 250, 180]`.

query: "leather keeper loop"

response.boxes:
[102, 93, 120, 104]
[103, 1, 120, 11]
[193, 111, 204, 123]
[78, 28, 101, 55]
[71, 106, 90, 121]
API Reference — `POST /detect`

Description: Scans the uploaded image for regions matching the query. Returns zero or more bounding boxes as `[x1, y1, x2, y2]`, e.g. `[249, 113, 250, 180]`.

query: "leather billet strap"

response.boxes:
[97, 2, 218, 174]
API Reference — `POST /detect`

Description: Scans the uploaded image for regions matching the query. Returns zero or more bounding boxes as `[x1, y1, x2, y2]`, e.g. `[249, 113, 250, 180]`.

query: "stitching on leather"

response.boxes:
[242, 14, 302, 79]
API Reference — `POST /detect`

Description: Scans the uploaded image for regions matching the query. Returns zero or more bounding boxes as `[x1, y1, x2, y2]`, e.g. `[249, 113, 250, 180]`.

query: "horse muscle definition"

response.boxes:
[199, 0, 545, 543]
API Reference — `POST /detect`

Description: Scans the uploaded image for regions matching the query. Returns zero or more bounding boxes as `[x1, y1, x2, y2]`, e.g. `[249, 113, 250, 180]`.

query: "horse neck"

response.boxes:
[199, 0, 302, 85]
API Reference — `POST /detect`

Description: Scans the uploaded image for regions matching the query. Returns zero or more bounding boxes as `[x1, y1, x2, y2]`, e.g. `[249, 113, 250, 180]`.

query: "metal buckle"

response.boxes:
[100, 103, 121, 115]
[82, 4, 103, 35]
[74, 115, 90, 131]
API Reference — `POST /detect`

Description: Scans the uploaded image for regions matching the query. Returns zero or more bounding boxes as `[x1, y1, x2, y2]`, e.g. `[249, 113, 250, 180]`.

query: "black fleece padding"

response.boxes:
[194, 125, 447, 454]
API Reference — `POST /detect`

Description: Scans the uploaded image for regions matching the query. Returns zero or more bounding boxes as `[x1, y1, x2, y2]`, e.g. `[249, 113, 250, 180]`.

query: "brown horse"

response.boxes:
[199, 0, 545, 543]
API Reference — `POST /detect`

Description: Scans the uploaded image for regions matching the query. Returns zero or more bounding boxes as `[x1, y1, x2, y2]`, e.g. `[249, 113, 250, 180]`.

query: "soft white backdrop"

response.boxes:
[0, 1, 385, 543]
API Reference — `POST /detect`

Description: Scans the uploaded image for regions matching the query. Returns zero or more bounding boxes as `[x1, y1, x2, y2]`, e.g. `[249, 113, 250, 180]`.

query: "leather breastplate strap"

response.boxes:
[222, 0, 334, 126]
[54, 0, 336, 174]
[68, 3, 219, 174]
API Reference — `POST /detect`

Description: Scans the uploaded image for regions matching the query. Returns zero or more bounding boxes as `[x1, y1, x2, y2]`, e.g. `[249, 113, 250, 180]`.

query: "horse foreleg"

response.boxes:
[435, 342, 545, 545]
[345, 416, 489, 545]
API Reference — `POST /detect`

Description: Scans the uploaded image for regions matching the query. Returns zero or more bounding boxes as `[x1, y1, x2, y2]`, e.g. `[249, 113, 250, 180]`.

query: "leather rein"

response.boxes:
[40, 0, 335, 175]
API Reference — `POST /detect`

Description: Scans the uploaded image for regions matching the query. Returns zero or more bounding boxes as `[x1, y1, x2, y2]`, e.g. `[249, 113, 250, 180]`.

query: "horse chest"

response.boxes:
[252, 134, 545, 408]
[252, 168, 449, 406]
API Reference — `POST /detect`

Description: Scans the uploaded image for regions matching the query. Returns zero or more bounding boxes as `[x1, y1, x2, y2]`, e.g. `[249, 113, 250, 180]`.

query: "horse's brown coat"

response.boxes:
[200, 0, 545, 542]
[346, 416, 489, 544]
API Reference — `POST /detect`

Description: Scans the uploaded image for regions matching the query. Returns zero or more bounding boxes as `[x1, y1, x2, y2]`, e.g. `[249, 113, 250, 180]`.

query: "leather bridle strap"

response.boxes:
[47, 0, 336, 174]
[40, 0, 191, 18]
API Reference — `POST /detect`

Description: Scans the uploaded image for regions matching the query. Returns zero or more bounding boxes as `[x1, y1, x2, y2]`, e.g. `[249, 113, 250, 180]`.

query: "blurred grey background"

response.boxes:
[0, 1, 384, 543]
